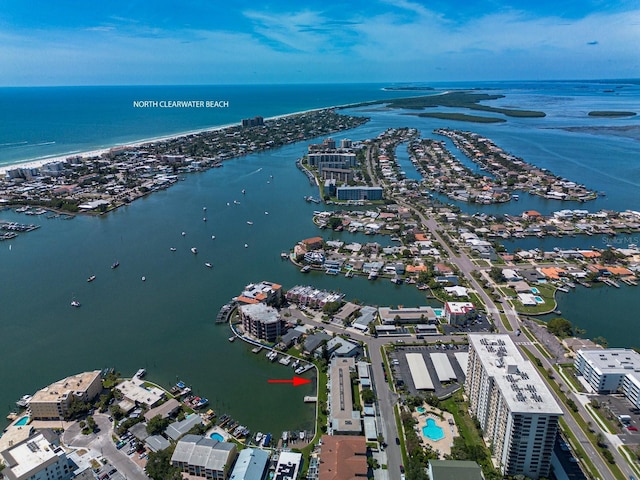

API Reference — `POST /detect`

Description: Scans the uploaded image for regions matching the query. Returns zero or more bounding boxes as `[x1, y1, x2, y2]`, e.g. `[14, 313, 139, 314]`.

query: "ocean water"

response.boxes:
[1, 80, 640, 429]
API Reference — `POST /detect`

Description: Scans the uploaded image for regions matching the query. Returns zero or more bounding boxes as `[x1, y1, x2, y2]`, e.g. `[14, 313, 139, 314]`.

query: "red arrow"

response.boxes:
[267, 376, 312, 387]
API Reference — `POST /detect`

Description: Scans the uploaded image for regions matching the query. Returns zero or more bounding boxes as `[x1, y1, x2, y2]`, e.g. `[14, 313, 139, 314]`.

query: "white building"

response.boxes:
[0, 433, 72, 480]
[466, 334, 562, 479]
[575, 349, 640, 408]
[274, 451, 302, 480]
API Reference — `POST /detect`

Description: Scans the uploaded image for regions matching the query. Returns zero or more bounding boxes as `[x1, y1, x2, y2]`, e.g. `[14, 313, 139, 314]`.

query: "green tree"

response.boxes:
[361, 389, 375, 405]
[145, 447, 183, 480]
[546, 317, 573, 338]
[146, 415, 170, 436]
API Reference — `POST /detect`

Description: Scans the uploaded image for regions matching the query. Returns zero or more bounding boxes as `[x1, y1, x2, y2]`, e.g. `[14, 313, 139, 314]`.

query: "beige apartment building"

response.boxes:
[28, 370, 102, 420]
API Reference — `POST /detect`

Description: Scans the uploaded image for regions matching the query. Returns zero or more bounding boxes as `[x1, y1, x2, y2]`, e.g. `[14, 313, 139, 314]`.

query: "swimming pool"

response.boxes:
[210, 433, 224, 441]
[534, 296, 544, 304]
[433, 308, 444, 317]
[531, 287, 540, 294]
[421, 418, 444, 441]
[15, 416, 29, 426]
[416, 406, 426, 414]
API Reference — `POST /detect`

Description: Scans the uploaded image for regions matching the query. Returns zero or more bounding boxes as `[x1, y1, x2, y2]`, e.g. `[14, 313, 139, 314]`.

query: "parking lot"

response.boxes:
[593, 394, 640, 445]
[388, 343, 469, 397]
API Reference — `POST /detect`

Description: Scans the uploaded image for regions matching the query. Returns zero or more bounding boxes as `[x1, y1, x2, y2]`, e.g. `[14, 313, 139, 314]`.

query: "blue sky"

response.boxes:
[1, 0, 638, 85]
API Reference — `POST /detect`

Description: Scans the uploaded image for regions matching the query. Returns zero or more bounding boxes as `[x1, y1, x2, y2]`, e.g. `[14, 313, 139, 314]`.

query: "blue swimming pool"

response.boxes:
[416, 406, 426, 414]
[433, 308, 444, 317]
[210, 433, 224, 441]
[534, 296, 544, 304]
[15, 416, 29, 426]
[531, 287, 540, 294]
[421, 418, 444, 441]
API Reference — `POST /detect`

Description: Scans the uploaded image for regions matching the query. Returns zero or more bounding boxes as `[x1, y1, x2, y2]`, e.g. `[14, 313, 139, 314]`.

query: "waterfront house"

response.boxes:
[303, 332, 331, 356]
[166, 415, 204, 442]
[229, 448, 270, 480]
[326, 337, 361, 358]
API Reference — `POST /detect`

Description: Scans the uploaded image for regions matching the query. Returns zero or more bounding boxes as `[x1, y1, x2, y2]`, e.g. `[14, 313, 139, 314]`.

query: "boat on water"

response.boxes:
[170, 247, 177, 251]
[111, 261, 120, 269]
[71, 300, 81, 308]
[244, 243, 248, 248]
[203, 217, 207, 222]
[191, 247, 198, 254]
[233, 200, 240, 205]
[135, 368, 146, 378]
[264, 211, 269, 215]
[255, 432, 263, 444]
[211, 235, 216, 240]
[242, 189, 246, 194]
[181, 231, 186, 236]
[368, 270, 379, 280]
[205, 262, 213, 268]
[228, 336, 235, 342]
[246, 221, 253, 225]
[87, 275, 96, 282]
[141, 276, 146, 282]
[300, 265, 310, 273]
[16, 395, 32, 408]
[203, 206, 207, 211]
[262, 433, 272, 447]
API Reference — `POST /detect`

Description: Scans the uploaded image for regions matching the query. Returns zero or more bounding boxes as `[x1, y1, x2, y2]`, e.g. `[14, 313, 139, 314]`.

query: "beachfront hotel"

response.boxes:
[466, 334, 562, 479]
[28, 370, 102, 420]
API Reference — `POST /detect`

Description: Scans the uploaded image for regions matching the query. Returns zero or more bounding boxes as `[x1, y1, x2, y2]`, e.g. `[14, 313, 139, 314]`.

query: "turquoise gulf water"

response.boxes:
[1, 80, 640, 429]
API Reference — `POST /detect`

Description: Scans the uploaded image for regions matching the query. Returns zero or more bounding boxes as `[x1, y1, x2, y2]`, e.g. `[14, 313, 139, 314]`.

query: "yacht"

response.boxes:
[205, 262, 213, 268]
[111, 261, 120, 269]
[170, 247, 177, 251]
[71, 300, 81, 308]
[211, 235, 216, 240]
[228, 336, 235, 342]
[368, 269, 379, 280]
[191, 247, 198, 254]
[87, 275, 96, 282]
[141, 276, 146, 282]
[255, 432, 263, 444]
[242, 189, 246, 194]
[300, 265, 311, 273]
[246, 221, 253, 225]
[181, 231, 186, 236]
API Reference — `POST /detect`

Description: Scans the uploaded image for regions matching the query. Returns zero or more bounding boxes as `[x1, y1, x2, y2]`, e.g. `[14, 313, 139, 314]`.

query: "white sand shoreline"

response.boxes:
[0, 105, 348, 176]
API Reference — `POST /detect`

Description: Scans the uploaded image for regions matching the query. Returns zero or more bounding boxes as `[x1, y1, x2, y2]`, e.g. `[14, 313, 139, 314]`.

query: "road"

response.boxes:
[394, 197, 628, 479]
[62, 413, 148, 480]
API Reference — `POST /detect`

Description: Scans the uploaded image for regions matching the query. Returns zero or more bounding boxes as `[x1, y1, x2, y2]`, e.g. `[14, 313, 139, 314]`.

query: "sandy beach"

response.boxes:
[0, 106, 336, 176]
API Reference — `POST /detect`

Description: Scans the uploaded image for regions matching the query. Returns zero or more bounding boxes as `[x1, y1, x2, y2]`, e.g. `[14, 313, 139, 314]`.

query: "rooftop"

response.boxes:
[468, 334, 563, 415]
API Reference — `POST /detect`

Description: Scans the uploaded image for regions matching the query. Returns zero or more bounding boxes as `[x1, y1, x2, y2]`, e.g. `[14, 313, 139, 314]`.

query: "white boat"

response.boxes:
[264, 211, 269, 215]
[191, 247, 198, 254]
[136, 368, 147, 378]
[228, 336, 235, 342]
[205, 262, 213, 268]
[203, 206, 207, 211]
[141, 276, 146, 282]
[211, 235, 216, 240]
[242, 189, 246, 194]
[234, 200, 240, 205]
[255, 432, 263, 444]
[71, 300, 81, 308]
[170, 247, 177, 251]
[181, 231, 186, 236]
[244, 244, 248, 248]
[246, 221, 253, 225]
[16, 395, 32, 408]
[87, 275, 96, 282]
[203, 217, 207, 222]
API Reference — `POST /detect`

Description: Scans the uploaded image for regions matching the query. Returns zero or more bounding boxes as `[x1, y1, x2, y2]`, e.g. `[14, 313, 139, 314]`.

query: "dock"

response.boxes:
[251, 346, 263, 354]
[621, 276, 638, 286]
[304, 396, 317, 403]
